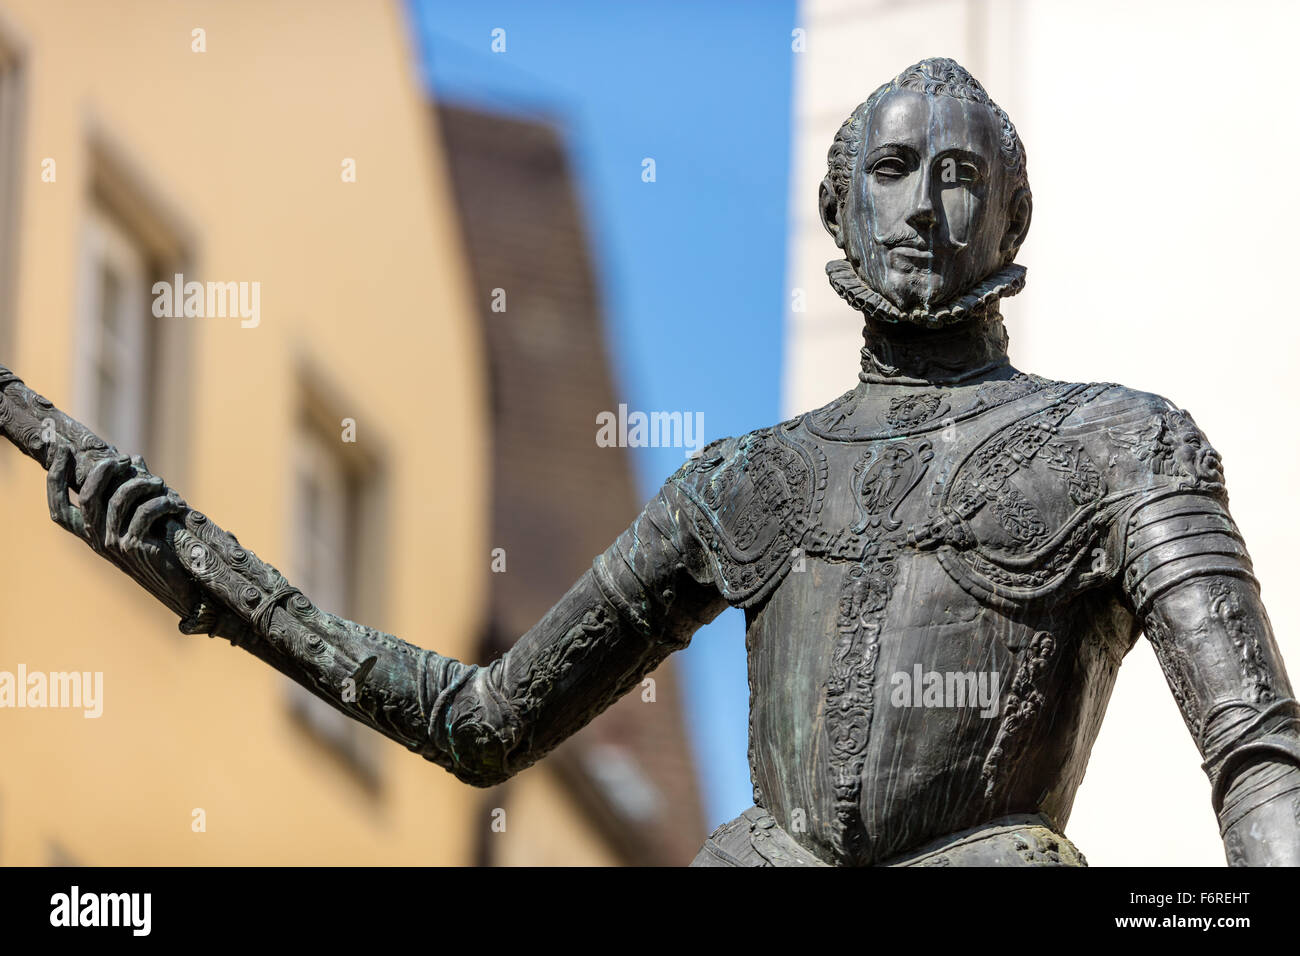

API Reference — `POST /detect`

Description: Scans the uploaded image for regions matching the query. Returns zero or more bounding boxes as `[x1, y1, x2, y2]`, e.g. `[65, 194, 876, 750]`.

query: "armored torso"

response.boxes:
[669, 368, 1234, 866]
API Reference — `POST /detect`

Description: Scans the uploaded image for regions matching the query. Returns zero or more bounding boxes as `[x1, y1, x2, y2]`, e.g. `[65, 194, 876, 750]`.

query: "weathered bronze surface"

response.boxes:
[4, 57, 1299, 866]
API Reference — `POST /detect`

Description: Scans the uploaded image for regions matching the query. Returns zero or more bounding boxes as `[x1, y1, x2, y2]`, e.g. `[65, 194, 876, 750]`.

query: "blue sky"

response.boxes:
[406, 0, 796, 828]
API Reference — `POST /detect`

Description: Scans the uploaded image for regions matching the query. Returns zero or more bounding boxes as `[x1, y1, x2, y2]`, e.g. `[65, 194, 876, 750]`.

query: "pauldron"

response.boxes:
[667, 425, 825, 608]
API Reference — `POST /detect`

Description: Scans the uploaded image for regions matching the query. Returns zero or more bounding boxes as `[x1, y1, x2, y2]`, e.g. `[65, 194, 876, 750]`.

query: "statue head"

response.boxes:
[820, 58, 1032, 319]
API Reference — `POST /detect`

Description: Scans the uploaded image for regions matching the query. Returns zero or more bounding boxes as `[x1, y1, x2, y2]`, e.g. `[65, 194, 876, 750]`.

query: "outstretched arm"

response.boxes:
[185, 478, 726, 785]
[1, 362, 726, 787]
[61, 451, 726, 786]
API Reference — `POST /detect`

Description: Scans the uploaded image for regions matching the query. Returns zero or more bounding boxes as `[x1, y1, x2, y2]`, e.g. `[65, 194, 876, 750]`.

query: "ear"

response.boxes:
[1001, 187, 1032, 262]
[819, 177, 843, 247]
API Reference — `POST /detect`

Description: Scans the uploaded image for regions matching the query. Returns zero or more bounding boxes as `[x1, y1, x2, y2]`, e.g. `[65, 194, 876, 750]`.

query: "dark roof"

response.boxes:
[436, 102, 708, 865]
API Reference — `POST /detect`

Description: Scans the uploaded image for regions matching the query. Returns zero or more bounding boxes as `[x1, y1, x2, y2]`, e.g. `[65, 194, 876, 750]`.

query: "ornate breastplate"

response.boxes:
[672, 374, 1151, 864]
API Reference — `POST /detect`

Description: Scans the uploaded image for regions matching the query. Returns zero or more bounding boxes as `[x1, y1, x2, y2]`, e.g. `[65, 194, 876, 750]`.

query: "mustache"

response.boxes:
[875, 229, 933, 249]
[873, 229, 966, 253]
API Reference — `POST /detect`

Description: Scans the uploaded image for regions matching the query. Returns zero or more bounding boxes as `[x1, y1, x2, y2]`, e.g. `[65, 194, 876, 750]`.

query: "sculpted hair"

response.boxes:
[825, 57, 1030, 256]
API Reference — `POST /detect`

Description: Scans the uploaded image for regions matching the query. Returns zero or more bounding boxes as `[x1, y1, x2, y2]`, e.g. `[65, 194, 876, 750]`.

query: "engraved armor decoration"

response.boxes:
[670, 424, 824, 608]
[13, 56, 1300, 868]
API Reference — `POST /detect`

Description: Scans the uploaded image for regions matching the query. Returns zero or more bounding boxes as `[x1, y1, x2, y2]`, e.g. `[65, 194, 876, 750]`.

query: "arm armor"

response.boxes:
[1123, 489, 1300, 864]
[180, 481, 727, 787]
[0, 363, 731, 787]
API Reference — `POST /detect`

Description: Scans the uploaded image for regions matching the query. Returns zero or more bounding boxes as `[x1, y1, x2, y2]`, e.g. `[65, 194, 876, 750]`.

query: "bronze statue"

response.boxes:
[3, 57, 1298, 866]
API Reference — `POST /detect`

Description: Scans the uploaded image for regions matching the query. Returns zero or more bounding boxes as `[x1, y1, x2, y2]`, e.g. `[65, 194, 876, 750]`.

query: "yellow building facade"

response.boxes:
[0, 0, 508, 864]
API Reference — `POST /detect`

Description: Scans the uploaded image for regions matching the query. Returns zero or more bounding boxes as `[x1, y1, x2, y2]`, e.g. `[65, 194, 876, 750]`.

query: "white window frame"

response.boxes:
[286, 422, 379, 783]
[291, 427, 350, 616]
[73, 205, 149, 453]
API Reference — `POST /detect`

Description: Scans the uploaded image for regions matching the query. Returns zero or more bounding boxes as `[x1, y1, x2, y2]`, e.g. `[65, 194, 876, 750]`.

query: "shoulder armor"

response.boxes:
[1096, 387, 1227, 502]
[667, 422, 825, 607]
[932, 383, 1232, 608]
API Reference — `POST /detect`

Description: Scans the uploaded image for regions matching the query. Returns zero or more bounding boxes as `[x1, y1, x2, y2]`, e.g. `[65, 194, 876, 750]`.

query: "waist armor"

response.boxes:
[691, 806, 1086, 867]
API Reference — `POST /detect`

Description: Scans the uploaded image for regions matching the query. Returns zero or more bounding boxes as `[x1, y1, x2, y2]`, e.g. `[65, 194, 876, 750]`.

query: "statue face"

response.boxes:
[841, 89, 1013, 312]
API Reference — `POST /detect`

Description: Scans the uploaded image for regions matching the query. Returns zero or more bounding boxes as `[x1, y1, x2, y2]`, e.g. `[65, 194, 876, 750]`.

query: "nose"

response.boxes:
[905, 164, 937, 234]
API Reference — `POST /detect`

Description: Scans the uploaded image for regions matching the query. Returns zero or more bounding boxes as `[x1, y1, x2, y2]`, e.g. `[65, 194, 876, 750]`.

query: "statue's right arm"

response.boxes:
[47, 440, 729, 787]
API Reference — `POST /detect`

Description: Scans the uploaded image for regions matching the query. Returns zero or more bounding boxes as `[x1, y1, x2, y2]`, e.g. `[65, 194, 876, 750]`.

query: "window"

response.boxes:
[285, 418, 381, 788]
[0, 29, 25, 357]
[69, 133, 196, 480]
[74, 206, 149, 452]
[581, 744, 663, 823]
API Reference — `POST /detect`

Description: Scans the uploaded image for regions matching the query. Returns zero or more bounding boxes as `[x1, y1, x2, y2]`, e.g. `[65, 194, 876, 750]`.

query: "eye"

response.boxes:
[871, 157, 907, 181]
[937, 157, 982, 187]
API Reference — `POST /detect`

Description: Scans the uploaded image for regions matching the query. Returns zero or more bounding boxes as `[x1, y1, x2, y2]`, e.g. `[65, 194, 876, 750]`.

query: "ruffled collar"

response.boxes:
[826, 259, 1027, 329]
[825, 258, 1028, 386]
